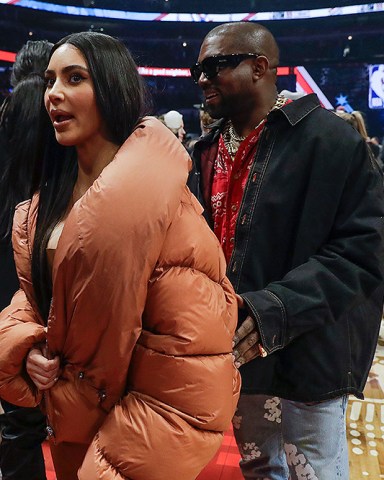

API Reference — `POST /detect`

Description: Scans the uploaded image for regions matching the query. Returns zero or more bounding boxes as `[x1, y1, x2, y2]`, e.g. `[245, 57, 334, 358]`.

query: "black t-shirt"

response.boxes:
[0, 241, 19, 310]
[0, 128, 19, 310]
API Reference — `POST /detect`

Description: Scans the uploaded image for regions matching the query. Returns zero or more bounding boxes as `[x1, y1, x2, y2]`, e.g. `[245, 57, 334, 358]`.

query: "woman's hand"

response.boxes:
[26, 347, 60, 391]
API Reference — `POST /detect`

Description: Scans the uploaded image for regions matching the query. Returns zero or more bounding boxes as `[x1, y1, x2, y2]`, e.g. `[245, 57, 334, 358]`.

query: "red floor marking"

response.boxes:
[196, 429, 242, 479]
[44, 429, 243, 480]
[43, 442, 55, 479]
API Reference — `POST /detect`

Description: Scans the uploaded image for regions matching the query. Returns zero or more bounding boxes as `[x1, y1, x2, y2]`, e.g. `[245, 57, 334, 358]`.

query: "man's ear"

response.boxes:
[252, 55, 269, 80]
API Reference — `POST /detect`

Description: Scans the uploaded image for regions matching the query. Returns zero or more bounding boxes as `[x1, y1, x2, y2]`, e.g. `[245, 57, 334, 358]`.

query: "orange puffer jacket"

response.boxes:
[0, 117, 240, 479]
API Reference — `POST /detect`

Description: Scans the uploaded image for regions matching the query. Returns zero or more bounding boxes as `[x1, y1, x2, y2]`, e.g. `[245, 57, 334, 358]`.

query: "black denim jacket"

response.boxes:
[189, 94, 384, 401]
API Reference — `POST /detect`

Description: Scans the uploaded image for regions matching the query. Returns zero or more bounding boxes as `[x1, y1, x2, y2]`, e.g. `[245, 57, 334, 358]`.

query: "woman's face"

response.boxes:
[44, 44, 105, 148]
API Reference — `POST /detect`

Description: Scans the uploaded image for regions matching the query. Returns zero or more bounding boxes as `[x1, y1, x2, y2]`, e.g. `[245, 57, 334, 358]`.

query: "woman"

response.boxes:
[0, 32, 240, 480]
[0, 39, 52, 480]
[335, 109, 382, 164]
[0, 40, 52, 306]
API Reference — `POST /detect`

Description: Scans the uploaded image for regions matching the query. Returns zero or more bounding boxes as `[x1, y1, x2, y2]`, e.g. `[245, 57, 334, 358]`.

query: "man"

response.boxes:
[189, 22, 384, 480]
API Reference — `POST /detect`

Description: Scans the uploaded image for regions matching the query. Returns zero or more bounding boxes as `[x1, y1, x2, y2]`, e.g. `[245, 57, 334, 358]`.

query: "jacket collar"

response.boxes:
[273, 93, 321, 126]
[195, 94, 322, 149]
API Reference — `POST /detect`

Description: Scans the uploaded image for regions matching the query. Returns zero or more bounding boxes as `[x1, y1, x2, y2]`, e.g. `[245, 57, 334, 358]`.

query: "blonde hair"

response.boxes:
[200, 110, 214, 129]
[335, 110, 368, 139]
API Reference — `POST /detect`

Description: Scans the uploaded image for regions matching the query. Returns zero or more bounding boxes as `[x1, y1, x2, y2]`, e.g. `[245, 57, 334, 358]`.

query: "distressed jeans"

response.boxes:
[232, 394, 349, 480]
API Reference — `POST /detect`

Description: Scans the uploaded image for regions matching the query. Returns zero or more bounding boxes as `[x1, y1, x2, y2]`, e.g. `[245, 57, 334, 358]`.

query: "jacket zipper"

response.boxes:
[26, 200, 56, 441]
[44, 300, 56, 444]
[227, 126, 271, 289]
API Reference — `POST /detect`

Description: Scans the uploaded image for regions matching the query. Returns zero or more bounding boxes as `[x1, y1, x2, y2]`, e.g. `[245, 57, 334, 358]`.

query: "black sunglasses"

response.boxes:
[190, 53, 260, 83]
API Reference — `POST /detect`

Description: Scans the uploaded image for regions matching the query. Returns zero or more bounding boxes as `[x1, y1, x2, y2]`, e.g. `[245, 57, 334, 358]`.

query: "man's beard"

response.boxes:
[205, 102, 227, 120]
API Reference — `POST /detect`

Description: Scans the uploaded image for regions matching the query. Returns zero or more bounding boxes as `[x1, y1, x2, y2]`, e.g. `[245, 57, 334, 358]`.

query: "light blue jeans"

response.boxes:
[232, 394, 349, 480]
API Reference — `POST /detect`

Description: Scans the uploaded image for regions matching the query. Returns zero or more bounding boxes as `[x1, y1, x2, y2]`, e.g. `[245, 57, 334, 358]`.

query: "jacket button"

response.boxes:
[230, 237, 235, 244]
[231, 204, 238, 212]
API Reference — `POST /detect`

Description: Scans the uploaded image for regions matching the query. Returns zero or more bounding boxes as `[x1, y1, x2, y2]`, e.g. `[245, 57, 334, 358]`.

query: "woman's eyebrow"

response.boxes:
[45, 64, 89, 75]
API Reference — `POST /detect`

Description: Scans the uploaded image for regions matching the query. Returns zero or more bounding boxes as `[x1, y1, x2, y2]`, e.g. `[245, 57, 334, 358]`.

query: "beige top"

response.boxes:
[47, 221, 65, 270]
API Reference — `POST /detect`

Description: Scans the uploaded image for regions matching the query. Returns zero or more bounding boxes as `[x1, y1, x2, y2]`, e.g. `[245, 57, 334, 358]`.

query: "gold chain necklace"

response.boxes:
[224, 94, 287, 159]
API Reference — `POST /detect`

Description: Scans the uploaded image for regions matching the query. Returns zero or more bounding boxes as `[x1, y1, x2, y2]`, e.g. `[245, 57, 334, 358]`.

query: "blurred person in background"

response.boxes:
[158, 109, 186, 143]
[335, 109, 383, 168]
[184, 103, 216, 153]
[0, 39, 52, 480]
[194, 102, 215, 136]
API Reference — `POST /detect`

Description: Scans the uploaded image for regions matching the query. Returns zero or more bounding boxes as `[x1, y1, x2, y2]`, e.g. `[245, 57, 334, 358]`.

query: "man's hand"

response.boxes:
[235, 294, 245, 309]
[26, 347, 60, 391]
[233, 315, 262, 367]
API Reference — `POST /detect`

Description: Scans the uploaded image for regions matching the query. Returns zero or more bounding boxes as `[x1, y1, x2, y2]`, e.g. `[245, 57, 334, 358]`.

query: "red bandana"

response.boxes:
[211, 121, 266, 262]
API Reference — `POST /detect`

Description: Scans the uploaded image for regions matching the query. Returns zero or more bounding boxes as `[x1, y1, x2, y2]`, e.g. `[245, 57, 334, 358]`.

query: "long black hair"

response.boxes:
[0, 40, 53, 242]
[32, 32, 149, 320]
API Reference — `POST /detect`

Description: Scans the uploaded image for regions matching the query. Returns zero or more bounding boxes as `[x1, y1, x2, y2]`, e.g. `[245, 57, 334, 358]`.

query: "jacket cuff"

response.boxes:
[241, 289, 287, 354]
[0, 380, 42, 408]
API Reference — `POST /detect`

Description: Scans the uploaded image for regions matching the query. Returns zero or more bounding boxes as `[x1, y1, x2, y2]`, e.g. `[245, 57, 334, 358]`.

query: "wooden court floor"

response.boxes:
[43, 343, 384, 480]
[346, 342, 384, 480]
